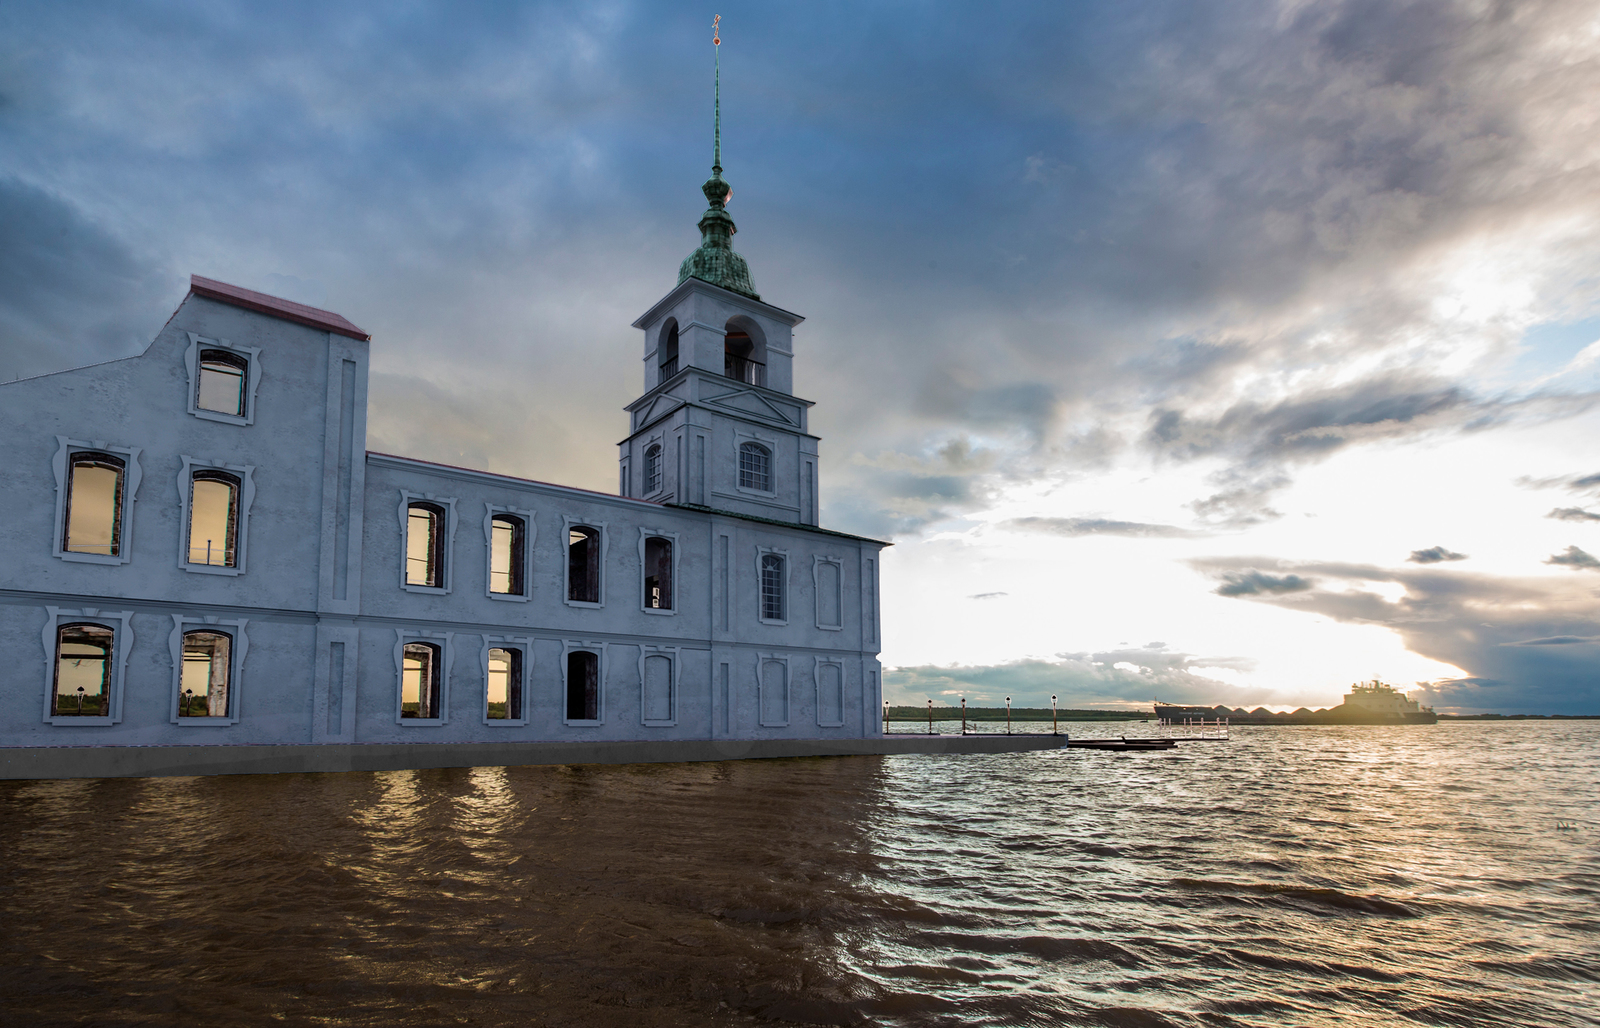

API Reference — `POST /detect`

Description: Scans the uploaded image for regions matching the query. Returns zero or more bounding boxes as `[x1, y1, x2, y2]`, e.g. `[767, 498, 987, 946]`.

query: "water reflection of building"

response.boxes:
[0, 89, 886, 767]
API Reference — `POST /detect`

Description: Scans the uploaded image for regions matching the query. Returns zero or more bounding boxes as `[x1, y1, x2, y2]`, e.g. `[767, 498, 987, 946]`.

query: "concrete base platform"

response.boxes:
[0, 734, 1065, 781]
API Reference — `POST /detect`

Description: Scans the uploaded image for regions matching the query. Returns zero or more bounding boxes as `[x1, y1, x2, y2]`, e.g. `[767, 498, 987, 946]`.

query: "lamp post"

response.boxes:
[883, 699, 889, 733]
[927, 698, 933, 735]
[76, 686, 85, 714]
[1052, 695, 1058, 736]
[1006, 696, 1012, 734]
[960, 697, 966, 735]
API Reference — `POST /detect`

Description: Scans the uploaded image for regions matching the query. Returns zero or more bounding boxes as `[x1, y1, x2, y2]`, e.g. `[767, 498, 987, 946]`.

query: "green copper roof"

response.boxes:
[677, 38, 759, 300]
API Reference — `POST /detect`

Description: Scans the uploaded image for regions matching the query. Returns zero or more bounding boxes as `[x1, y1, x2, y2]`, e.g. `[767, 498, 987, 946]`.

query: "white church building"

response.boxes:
[0, 125, 889, 767]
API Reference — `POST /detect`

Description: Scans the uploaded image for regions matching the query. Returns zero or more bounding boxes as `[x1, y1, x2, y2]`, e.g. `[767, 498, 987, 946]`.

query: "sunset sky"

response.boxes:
[4, 2, 1598, 713]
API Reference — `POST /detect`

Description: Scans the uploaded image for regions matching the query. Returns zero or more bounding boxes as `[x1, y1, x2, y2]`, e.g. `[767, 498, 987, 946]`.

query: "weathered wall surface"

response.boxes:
[0, 282, 884, 766]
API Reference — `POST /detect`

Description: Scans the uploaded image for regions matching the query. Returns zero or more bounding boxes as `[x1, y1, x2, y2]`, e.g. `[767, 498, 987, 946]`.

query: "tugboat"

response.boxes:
[1153, 681, 1437, 725]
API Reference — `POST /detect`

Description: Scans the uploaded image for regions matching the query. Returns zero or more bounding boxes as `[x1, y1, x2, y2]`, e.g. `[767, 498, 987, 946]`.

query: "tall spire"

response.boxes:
[678, 14, 759, 300]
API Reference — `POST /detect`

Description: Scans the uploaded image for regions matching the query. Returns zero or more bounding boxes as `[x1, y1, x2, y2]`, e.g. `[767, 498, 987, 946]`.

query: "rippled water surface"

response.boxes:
[3, 722, 1598, 1027]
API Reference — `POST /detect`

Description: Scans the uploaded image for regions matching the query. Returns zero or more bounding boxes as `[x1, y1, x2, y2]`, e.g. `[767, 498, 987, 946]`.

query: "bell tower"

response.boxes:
[619, 24, 820, 526]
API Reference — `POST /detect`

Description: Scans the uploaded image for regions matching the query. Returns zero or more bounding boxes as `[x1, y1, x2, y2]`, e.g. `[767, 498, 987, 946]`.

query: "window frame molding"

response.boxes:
[637, 527, 680, 616]
[480, 634, 533, 727]
[176, 455, 256, 576]
[392, 629, 454, 725]
[39, 606, 134, 726]
[758, 651, 791, 727]
[51, 437, 143, 566]
[734, 430, 777, 498]
[814, 656, 846, 728]
[638, 645, 679, 726]
[184, 332, 263, 426]
[756, 545, 790, 626]
[642, 435, 665, 497]
[812, 554, 845, 631]
[397, 491, 458, 594]
[561, 640, 608, 726]
[167, 615, 249, 726]
[483, 504, 536, 603]
[561, 517, 608, 609]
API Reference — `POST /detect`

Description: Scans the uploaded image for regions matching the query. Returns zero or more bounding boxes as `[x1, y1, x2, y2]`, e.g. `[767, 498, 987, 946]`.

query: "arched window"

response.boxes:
[196, 349, 248, 416]
[739, 442, 771, 492]
[644, 444, 663, 495]
[644, 536, 673, 610]
[489, 515, 525, 595]
[63, 452, 126, 556]
[658, 322, 679, 380]
[180, 631, 232, 717]
[401, 642, 442, 718]
[486, 647, 523, 720]
[566, 650, 599, 721]
[760, 554, 786, 621]
[568, 526, 601, 603]
[406, 503, 446, 587]
[187, 471, 241, 567]
[53, 623, 114, 717]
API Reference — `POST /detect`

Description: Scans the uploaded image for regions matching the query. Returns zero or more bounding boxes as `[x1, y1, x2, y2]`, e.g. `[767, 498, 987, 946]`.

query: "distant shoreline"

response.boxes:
[883, 707, 1600, 722]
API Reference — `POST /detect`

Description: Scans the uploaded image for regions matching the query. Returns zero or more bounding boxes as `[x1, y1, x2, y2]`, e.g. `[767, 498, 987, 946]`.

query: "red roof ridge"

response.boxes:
[189, 274, 371, 341]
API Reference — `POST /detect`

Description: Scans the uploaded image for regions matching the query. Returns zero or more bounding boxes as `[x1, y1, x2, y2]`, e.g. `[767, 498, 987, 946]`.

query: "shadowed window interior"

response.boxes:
[568, 526, 601, 603]
[180, 631, 232, 718]
[761, 553, 786, 621]
[401, 642, 441, 718]
[486, 647, 523, 720]
[644, 536, 673, 610]
[63, 452, 125, 556]
[724, 327, 763, 386]
[187, 471, 240, 567]
[196, 349, 248, 416]
[406, 503, 446, 587]
[53, 623, 113, 717]
[739, 442, 771, 492]
[566, 650, 599, 721]
[489, 515, 525, 595]
[658, 321, 678, 379]
[644, 444, 663, 494]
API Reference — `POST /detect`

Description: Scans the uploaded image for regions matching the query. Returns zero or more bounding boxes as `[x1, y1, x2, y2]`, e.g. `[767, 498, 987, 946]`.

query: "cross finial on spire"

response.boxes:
[712, 15, 722, 173]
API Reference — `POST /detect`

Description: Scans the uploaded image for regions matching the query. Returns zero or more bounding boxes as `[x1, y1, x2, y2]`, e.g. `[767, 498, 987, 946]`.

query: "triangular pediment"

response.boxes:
[638, 393, 684, 427]
[703, 387, 798, 426]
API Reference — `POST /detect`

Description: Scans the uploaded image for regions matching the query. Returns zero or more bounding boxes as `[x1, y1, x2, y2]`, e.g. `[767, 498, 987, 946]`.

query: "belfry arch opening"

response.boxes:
[658, 319, 679, 382]
[723, 315, 766, 387]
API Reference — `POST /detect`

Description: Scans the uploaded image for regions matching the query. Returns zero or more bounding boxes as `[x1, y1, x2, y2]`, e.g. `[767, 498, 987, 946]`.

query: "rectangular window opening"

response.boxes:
[63, 453, 126, 556]
[180, 631, 232, 717]
[406, 503, 445, 587]
[568, 527, 601, 603]
[487, 647, 523, 720]
[53, 623, 114, 717]
[490, 516, 525, 595]
[644, 536, 673, 610]
[401, 642, 442, 718]
[196, 350, 248, 416]
[761, 554, 786, 621]
[187, 471, 241, 567]
[566, 650, 599, 721]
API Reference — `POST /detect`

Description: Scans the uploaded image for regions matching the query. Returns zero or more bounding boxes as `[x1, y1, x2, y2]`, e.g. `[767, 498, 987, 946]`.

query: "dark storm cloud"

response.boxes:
[1004, 516, 1200, 538]
[0, 178, 176, 380]
[1547, 508, 1600, 522]
[885, 645, 1263, 708]
[1408, 546, 1468, 564]
[3, 1, 1599, 537]
[1195, 557, 1600, 713]
[1546, 546, 1600, 571]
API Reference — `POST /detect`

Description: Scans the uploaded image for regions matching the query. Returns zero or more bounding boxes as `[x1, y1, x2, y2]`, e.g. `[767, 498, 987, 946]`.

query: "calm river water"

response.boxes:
[2, 722, 1597, 1027]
